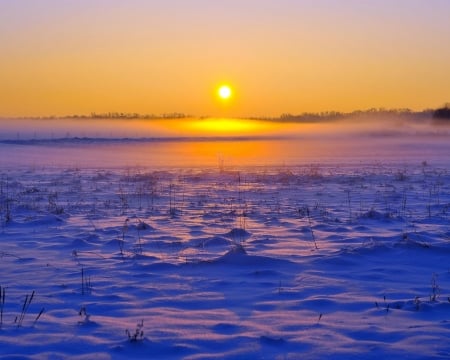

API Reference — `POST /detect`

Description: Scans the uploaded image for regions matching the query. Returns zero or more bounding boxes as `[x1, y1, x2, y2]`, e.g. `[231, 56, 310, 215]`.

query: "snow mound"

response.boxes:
[223, 228, 251, 240]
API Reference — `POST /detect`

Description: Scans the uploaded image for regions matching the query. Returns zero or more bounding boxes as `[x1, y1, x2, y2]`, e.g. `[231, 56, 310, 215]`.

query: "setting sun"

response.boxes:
[217, 85, 233, 100]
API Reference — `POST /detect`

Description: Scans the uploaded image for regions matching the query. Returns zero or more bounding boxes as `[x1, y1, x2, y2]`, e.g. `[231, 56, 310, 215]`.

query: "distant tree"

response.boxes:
[432, 104, 450, 120]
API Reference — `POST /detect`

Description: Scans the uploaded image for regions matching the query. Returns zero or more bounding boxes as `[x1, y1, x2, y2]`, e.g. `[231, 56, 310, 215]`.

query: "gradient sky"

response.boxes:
[1, 0, 449, 118]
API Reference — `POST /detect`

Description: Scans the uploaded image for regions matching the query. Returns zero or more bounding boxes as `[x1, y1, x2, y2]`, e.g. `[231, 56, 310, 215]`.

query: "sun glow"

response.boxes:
[188, 118, 269, 135]
[217, 85, 232, 100]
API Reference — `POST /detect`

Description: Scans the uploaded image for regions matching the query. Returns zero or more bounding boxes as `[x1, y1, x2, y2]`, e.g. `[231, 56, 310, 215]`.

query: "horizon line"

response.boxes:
[0, 106, 443, 121]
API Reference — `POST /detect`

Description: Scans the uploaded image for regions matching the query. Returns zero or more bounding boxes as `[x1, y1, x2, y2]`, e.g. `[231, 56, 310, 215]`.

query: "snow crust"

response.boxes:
[0, 137, 450, 359]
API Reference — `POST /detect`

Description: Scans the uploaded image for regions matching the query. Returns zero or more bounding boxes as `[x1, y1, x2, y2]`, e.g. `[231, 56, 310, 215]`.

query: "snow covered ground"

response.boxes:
[0, 136, 450, 359]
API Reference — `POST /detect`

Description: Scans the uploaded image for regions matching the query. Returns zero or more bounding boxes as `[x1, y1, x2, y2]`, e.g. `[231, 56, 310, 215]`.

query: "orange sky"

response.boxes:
[1, 1, 449, 118]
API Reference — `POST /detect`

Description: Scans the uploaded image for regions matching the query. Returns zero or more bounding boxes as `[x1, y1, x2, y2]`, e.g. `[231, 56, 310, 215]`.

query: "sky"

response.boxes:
[1, 0, 450, 118]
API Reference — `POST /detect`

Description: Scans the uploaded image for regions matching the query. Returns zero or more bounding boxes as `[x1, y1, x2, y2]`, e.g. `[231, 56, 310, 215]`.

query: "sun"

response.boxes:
[217, 85, 232, 100]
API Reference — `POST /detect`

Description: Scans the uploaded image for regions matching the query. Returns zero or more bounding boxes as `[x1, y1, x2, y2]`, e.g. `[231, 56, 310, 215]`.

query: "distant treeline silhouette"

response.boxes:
[432, 105, 450, 120]
[5, 112, 189, 120]
[89, 112, 188, 120]
[254, 108, 433, 123]
[3, 107, 448, 122]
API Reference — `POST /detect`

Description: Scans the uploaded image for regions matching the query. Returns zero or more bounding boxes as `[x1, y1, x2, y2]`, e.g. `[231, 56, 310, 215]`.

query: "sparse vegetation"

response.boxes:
[78, 306, 91, 325]
[0, 285, 5, 327]
[81, 267, 92, 295]
[126, 320, 144, 342]
[0, 161, 448, 358]
[430, 273, 440, 302]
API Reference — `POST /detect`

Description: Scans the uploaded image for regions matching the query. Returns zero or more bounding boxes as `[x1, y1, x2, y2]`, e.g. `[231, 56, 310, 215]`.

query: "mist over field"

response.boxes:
[0, 109, 448, 140]
[0, 112, 448, 169]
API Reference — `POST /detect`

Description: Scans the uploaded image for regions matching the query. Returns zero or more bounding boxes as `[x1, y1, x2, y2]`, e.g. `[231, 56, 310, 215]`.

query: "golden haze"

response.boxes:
[1, 2, 449, 117]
